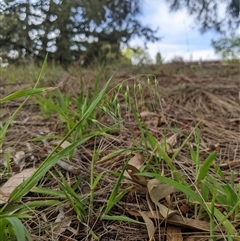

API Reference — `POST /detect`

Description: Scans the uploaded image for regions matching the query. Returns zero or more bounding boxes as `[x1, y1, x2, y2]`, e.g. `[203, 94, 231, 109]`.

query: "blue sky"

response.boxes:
[131, 0, 222, 62]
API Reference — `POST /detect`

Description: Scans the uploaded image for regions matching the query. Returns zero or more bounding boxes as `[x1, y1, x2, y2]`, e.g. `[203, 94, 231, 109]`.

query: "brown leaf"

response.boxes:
[13, 150, 26, 171]
[147, 178, 177, 218]
[127, 210, 223, 232]
[160, 133, 178, 153]
[145, 117, 159, 128]
[139, 111, 158, 118]
[129, 153, 144, 169]
[0, 167, 36, 204]
[166, 226, 183, 241]
[124, 154, 147, 186]
[53, 207, 72, 235]
[59, 140, 72, 149]
[147, 179, 176, 202]
[126, 164, 148, 186]
[139, 211, 156, 240]
[57, 160, 81, 175]
[14, 151, 25, 163]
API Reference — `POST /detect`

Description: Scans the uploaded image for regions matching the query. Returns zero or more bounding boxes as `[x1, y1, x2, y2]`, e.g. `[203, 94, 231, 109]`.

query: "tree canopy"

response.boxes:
[0, 0, 159, 66]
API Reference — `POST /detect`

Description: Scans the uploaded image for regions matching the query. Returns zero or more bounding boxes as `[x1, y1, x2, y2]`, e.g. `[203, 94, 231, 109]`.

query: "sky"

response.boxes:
[131, 0, 222, 63]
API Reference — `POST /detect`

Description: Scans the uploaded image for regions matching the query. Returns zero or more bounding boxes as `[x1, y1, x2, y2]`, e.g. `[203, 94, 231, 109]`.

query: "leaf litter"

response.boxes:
[0, 62, 240, 240]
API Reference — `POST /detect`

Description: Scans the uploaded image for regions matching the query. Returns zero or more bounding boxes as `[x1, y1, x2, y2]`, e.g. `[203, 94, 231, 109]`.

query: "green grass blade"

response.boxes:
[213, 207, 237, 235]
[34, 53, 48, 88]
[139, 172, 205, 205]
[197, 151, 217, 182]
[58, 178, 86, 222]
[92, 172, 106, 190]
[0, 218, 8, 240]
[102, 214, 144, 224]
[199, 181, 210, 201]
[190, 146, 197, 164]
[5, 217, 31, 241]
[0, 87, 57, 104]
[31, 187, 66, 198]
[9, 70, 116, 202]
[172, 123, 201, 160]
[103, 161, 131, 215]
[9, 134, 96, 202]
[1, 200, 61, 214]
[92, 67, 103, 97]
[144, 130, 183, 182]
[0, 55, 48, 148]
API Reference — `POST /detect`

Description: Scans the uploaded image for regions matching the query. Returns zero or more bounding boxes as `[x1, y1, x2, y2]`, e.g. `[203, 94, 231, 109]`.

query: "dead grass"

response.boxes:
[0, 61, 240, 240]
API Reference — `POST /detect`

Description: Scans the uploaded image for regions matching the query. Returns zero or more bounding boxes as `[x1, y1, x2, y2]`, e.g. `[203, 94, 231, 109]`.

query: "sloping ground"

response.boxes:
[0, 62, 240, 240]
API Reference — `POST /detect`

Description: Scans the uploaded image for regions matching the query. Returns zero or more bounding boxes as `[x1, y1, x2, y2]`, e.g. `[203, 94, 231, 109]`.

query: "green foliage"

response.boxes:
[0, 55, 48, 148]
[122, 47, 153, 65]
[102, 160, 132, 215]
[0, 216, 32, 241]
[1, 0, 159, 66]
[212, 34, 240, 60]
[156, 52, 163, 64]
[0, 59, 116, 239]
[35, 69, 113, 145]
[1, 60, 240, 240]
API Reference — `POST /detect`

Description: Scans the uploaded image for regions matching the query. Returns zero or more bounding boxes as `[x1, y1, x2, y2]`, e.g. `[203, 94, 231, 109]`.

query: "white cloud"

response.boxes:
[130, 0, 221, 62]
[147, 42, 220, 62]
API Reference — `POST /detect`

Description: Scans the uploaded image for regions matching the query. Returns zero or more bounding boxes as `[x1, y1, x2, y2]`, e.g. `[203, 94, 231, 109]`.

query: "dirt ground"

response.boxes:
[0, 61, 240, 240]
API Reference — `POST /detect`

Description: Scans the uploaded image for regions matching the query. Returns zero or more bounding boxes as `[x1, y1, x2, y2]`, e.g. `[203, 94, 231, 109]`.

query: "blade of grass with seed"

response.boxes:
[0, 87, 57, 104]
[8, 71, 116, 204]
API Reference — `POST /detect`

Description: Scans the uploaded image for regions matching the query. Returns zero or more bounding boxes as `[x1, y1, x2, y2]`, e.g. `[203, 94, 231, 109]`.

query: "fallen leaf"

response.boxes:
[166, 226, 183, 241]
[54, 140, 72, 149]
[0, 167, 36, 204]
[147, 179, 176, 203]
[124, 154, 147, 186]
[13, 150, 26, 171]
[127, 210, 223, 232]
[125, 164, 148, 186]
[53, 207, 72, 235]
[147, 178, 177, 218]
[14, 151, 25, 163]
[57, 160, 81, 175]
[128, 153, 144, 170]
[139, 111, 158, 118]
[156, 202, 176, 219]
[145, 117, 159, 128]
[139, 211, 156, 241]
[159, 133, 178, 153]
